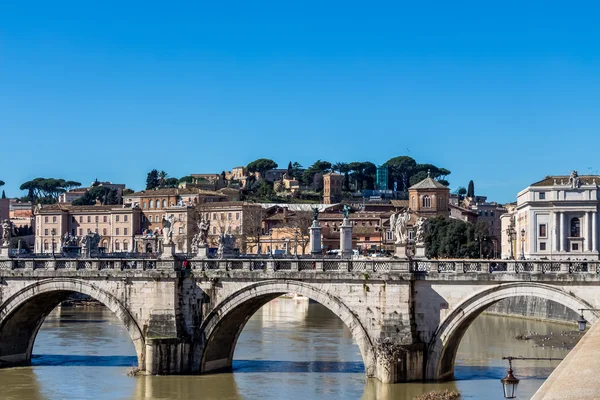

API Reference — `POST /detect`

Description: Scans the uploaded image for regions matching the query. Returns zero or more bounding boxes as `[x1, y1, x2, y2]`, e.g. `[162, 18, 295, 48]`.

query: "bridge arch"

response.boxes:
[197, 280, 376, 378]
[426, 282, 599, 381]
[0, 278, 145, 369]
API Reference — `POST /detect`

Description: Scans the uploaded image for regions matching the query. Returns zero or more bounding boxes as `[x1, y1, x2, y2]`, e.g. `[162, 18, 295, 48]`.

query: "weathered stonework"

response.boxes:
[0, 257, 598, 383]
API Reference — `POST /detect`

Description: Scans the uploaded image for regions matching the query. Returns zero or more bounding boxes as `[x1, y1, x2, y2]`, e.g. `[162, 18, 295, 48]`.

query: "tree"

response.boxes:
[467, 180, 475, 198]
[158, 171, 168, 187]
[165, 178, 179, 188]
[178, 175, 194, 184]
[287, 162, 293, 178]
[424, 217, 480, 259]
[19, 178, 79, 204]
[347, 161, 376, 191]
[242, 206, 264, 254]
[247, 158, 278, 178]
[384, 156, 417, 192]
[1, 190, 5, 199]
[0, 180, 4, 187]
[457, 187, 467, 195]
[146, 170, 160, 190]
[72, 191, 97, 206]
[312, 172, 324, 192]
[302, 160, 332, 187]
[106, 189, 120, 205]
[291, 162, 303, 181]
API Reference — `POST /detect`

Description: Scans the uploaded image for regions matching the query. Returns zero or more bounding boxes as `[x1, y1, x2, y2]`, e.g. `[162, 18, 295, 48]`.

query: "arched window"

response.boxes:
[411, 196, 416, 208]
[149, 216, 153, 223]
[115, 240, 120, 251]
[149, 200, 154, 208]
[571, 217, 581, 237]
[43, 240, 49, 251]
[162, 200, 167, 208]
[422, 195, 431, 208]
[143, 202, 147, 209]
[123, 240, 129, 252]
[102, 240, 108, 249]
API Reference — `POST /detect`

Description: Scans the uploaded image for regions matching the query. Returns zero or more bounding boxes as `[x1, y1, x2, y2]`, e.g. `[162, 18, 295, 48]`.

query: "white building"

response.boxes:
[503, 172, 600, 260]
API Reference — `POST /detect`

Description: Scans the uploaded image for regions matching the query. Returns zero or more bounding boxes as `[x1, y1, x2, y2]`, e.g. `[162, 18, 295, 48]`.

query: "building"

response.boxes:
[263, 169, 289, 182]
[500, 203, 517, 259]
[323, 172, 344, 204]
[125, 187, 226, 209]
[58, 182, 126, 204]
[502, 172, 600, 260]
[34, 204, 142, 254]
[449, 203, 478, 224]
[407, 172, 450, 219]
[471, 202, 507, 240]
[58, 188, 89, 204]
[376, 165, 389, 191]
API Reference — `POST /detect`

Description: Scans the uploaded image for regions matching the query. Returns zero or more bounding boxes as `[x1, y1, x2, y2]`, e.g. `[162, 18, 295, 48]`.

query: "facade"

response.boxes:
[34, 204, 142, 254]
[376, 165, 389, 191]
[407, 173, 450, 219]
[323, 172, 343, 204]
[263, 169, 288, 182]
[504, 172, 600, 260]
[125, 187, 226, 210]
[471, 202, 507, 240]
[449, 203, 478, 224]
[58, 188, 88, 203]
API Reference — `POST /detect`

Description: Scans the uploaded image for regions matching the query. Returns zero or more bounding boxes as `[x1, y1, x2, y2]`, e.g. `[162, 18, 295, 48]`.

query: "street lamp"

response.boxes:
[500, 356, 563, 398]
[520, 228, 526, 260]
[51, 228, 56, 257]
[576, 308, 600, 331]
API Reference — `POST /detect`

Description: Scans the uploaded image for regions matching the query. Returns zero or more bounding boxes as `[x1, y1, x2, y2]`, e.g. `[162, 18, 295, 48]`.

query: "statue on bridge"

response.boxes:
[1, 219, 15, 247]
[61, 232, 79, 248]
[217, 233, 236, 258]
[389, 209, 411, 245]
[191, 217, 210, 252]
[162, 214, 176, 245]
[414, 217, 427, 245]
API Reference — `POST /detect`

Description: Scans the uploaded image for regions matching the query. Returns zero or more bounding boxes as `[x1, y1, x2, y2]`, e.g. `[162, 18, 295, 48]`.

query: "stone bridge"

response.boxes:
[0, 257, 599, 384]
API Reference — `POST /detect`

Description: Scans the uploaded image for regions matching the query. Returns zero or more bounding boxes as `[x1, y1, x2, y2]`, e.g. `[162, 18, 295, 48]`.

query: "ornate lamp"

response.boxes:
[500, 358, 520, 398]
[578, 312, 588, 332]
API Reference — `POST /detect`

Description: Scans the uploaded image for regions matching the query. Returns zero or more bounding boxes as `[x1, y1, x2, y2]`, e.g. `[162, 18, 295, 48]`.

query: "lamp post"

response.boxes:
[500, 356, 563, 398]
[576, 308, 600, 331]
[51, 228, 56, 257]
[520, 228, 526, 260]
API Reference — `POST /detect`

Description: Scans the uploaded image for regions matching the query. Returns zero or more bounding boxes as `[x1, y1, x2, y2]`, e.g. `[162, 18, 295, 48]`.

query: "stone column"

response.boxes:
[593, 211, 598, 252]
[553, 212, 560, 253]
[309, 221, 322, 255]
[340, 218, 353, 258]
[560, 212, 566, 252]
[588, 212, 593, 251]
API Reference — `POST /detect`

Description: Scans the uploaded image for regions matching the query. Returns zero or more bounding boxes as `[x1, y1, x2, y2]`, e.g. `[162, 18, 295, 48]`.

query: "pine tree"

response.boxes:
[287, 161, 293, 178]
[467, 180, 475, 198]
[1, 190, 5, 199]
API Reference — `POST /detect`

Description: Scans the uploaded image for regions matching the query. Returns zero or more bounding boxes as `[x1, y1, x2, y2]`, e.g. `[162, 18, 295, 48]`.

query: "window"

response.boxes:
[539, 224, 547, 238]
[491, 211, 495, 217]
[438, 197, 444, 209]
[44, 241, 49, 251]
[386, 230, 393, 241]
[116, 215, 120, 222]
[571, 217, 581, 237]
[79, 216, 83, 223]
[149, 216, 153, 223]
[178, 214, 182, 221]
[95, 216, 99, 223]
[484, 211, 488, 217]
[365, 236, 371, 242]
[45, 216, 49, 223]
[124, 215, 128, 222]
[221, 213, 225, 220]
[411, 197, 416, 208]
[124, 228, 128, 235]
[123, 241, 129, 251]
[236, 212, 240, 220]
[422, 195, 431, 208]
[149, 200, 154, 208]
[409, 231, 414, 240]
[87, 216, 91, 223]
[116, 228, 120, 235]
[179, 227, 183, 234]
[540, 242, 547, 251]
[143, 202, 147, 209]
[87, 228, 91, 233]
[52, 216, 57, 223]
[573, 243, 579, 251]
[103, 216, 108, 223]
[539, 192, 546, 200]
[103, 228, 107, 236]
[212, 213, 217, 220]
[213, 227, 217, 234]
[44, 229, 48, 236]
[79, 229, 83, 236]
[115, 241, 120, 251]
[162, 200, 166, 208]
[102, 240, 108, 249]
[228, 213, 232, 220]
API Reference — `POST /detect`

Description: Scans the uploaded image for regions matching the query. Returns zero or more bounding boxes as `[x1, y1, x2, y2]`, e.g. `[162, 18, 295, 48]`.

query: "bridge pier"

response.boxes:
[374, 342, 425, 383]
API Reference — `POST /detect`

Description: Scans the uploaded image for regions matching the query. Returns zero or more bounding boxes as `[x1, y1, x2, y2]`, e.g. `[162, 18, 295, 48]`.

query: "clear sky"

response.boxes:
[1, 1, 599, 203]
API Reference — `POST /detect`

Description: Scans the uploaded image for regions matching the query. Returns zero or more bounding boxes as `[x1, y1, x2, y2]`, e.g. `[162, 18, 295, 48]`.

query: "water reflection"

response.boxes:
[0, 298, 575, 400]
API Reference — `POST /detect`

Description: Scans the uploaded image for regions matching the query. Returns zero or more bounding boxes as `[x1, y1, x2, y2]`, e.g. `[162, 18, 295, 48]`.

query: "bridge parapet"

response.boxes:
[410, 259, 599, 275]
[0, 257, 181, 272]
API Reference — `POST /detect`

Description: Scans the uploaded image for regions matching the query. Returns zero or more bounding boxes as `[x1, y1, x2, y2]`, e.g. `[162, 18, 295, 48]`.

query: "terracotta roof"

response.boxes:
[408, 176, 449, 190]
[198, 201, 262, 208]
[129, 188, 224, 197]
[36, 204, 122, 214]
[390, 200, 409, 208]
[530, 175, 600, 187]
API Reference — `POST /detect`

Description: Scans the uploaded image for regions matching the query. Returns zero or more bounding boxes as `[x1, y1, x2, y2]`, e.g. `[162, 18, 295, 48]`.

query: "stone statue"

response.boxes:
[569, 170, 581, 189]
[191, 217, 210, 252]
[217, 233, 235, 258]
[414, 217, 427, 245]
[343, 205, 351, 219]
[312, 207, 319, 222]
[389, 209, 411, 245]
[162, 214, 176, 244]
[61, 233, 79, 248]
[1, 219, 15, 247]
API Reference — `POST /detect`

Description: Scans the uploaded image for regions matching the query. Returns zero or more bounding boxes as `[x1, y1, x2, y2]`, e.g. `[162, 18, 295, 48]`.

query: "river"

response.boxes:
[0, 297, 571, 400]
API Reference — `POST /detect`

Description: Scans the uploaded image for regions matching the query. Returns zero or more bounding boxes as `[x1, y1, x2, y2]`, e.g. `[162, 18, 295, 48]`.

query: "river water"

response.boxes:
[0, 298, 571, 400]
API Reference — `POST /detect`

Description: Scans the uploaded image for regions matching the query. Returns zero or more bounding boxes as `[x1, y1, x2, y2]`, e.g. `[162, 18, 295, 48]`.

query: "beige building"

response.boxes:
[323, 172, 343, 204]
[408, 173, 450, 219]
[34, 204, 142, 254]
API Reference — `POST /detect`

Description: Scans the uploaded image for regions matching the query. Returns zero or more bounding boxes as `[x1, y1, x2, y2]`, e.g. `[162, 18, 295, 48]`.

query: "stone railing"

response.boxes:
[1, 257, 598, 275]
[0, 258, 180, 271]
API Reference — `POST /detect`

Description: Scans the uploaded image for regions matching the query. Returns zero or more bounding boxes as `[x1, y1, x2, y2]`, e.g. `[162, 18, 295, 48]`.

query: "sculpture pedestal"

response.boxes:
[340, 218, 353, 258]
[395, 244, 408, 259]
[0, 246, 10, 259]
[160, 243, 176, 260]
[196, 246, 208, 259]
[414, 244, 426, 258]
[309, 222, 322, 255]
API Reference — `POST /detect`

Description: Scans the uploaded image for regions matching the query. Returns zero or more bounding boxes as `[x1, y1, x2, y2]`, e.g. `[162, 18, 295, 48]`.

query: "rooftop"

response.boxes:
[408, 175, 449, 190]
[531, 174, 600, 187]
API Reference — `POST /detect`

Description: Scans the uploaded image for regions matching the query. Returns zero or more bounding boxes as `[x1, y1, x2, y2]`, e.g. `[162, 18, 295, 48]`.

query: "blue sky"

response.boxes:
[1, 1, 599, 203]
